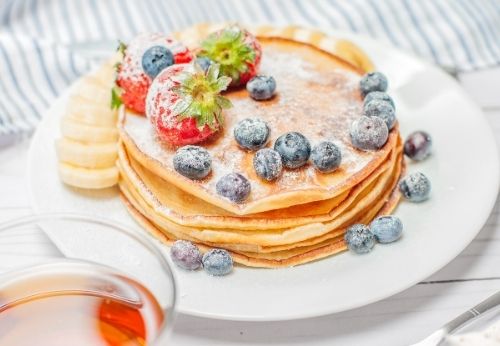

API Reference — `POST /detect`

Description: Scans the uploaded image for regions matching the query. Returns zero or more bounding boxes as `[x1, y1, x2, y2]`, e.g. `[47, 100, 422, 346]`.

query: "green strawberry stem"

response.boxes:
[110, 41, 127, 110]
[173, 63, 232, 129]
[117, 41, 127, 57]
[197, 26, 255, 84]
[110, 85, 123, 110]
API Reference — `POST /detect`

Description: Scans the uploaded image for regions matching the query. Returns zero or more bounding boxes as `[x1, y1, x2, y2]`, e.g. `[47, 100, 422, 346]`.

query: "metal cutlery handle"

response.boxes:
[443, 291, 500, 334]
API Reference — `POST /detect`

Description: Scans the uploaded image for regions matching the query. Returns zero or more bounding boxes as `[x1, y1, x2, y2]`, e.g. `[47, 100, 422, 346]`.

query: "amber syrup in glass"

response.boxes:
[0, 262, 165, 346]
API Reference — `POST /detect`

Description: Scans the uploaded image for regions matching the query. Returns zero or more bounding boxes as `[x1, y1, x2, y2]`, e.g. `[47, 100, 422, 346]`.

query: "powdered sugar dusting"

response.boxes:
[145, 64, 190, 123]
[124, 41, 393, 204]
[120, 33, 190, 82]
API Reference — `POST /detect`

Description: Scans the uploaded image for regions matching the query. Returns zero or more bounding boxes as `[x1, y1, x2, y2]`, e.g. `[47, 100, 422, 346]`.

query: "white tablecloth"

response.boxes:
[1, 0, 499, 136]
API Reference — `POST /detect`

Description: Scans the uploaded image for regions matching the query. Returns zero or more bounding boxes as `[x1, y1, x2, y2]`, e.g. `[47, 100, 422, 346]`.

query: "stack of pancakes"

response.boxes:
[117, 28, 404, 268]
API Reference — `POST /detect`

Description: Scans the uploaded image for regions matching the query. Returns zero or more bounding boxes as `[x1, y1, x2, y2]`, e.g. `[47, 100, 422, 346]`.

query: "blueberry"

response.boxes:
[170, 240, 202, 270]
[195, 56, 212, 72]
[363, 99, 396, 129]
[344, 224, 375, 254]
[399, 172, 431, 202]
[253, 148, 283, 181]
[350, 116, 389, 151]
[234, 118, 270, 151]
[202, 249, 233, 276]
[370, 216, 403, 243]
[173, 145, 212, 180]
[142, 45, 174, 79]
[364, 91, 395, 110]
[404, 131, 432, 161]
[216, 173, 251, 203]
[311, 141, 342, 173]
[274, 132, 311, 169]
[246, 75, 276, 101]
[360, 72, 388, 96]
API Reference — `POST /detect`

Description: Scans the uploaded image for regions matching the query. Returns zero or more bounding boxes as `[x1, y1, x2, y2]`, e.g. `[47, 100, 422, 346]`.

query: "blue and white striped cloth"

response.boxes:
[1, 0, 499, 137]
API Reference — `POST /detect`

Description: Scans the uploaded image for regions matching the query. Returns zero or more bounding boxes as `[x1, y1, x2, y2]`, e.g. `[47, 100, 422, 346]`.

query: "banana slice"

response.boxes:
[333, 39, 375, 72]
[66, 95, 117, 127]
[73, 76, 112, 105]
[92, 61, 116, 87]
[61, 116, 119, 143]
[56, 138, 117, 169]
[58, 162, 119, 189]
[56, 56, 122, 190]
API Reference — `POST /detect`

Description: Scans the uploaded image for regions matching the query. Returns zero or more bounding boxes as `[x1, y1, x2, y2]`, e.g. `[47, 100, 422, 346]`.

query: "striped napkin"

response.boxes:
[0, 0, 499, 137]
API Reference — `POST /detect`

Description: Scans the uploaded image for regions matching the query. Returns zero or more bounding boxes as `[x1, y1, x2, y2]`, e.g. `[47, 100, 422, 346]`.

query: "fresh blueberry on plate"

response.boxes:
[363, 99, 396, 130]
[202, 249, 233, 276]
[247, 75, 276, 100]
[370, 216, 403, 243]
[345, 224, 376, 254]
[311, 141, 342, 173]
[359, 72, 388, 96]
[195, 56, 212, 72]
[404, 131, 432, 161]
[216, 173, 251, 203]
[170, 240, 202, 270]
[253, 148, 283, 181]
[364, 91, 395, 110]
[350, 116, 389, 151]
[399, 172, 431, 202]
[274, 132, 311, 169]
[360, 71, 388, 96]
[234, 118, 270, 151]
[142, 45, 174, 79]
[173, 145, 212, 180]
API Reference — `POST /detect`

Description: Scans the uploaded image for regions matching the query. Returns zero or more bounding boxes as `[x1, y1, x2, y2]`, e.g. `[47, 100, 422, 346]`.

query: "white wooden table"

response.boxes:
[1, 68, 499, 345]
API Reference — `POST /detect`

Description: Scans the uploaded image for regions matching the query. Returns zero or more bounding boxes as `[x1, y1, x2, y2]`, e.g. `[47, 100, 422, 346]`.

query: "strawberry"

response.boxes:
[112, 33, 194, 114]
[146, 62, 232, 146]
[197, 25, 261, 87]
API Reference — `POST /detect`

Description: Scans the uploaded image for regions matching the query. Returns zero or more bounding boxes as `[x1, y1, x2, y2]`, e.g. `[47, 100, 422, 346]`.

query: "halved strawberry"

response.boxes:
[197, 25, 261, 87]
[146, 62, 232, 146]
[113, 33, 193, 114]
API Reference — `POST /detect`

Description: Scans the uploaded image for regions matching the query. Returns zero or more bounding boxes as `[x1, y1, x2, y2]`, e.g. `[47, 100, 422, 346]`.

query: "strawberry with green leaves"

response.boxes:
[197, 25, 262, 87]
[113, 33, 193, 114]
[146, 62, 232, 146]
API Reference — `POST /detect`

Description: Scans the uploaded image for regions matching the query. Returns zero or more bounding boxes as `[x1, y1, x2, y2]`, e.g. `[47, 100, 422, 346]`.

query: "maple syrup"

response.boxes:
[0, 262, 166, 346]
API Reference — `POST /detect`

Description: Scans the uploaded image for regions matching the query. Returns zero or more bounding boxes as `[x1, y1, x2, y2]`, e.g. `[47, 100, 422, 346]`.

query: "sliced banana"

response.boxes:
[61, 116, 118, 143]
[73, 76, 112, 105]
[58, 162, 119, 189]
[57, 57, 121, 190]
[66, 95, 118, 127]
[92, 60, 117, 87]
[334, 39, 375, 72]
[56, 138, 117, 169]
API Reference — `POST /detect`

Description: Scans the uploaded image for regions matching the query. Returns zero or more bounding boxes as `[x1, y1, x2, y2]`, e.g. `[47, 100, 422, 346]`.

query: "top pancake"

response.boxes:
[119, 37, 399, 215]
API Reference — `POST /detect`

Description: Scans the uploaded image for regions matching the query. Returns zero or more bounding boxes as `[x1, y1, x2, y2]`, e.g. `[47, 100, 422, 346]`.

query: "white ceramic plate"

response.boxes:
[27, 30, 499, 321]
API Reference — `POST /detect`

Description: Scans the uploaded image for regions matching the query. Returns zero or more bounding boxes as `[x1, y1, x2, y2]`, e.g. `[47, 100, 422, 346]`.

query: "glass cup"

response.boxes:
[0, 213, 177, 346]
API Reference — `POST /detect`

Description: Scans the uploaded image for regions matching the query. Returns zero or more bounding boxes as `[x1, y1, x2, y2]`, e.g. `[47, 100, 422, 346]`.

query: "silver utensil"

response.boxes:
[411, 291, 500, 346]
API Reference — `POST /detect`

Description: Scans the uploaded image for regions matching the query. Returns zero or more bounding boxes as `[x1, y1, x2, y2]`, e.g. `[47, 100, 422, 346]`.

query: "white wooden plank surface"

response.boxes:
[0, 69, 499, 345]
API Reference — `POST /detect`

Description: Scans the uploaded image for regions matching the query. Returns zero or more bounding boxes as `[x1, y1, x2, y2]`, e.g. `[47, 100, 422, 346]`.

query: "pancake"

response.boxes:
[119, 158, 400, 257]
[119, 172, 401, 268]
[119, 36, 400, 215]
[117, 141, 403, 251]
[116, 135, 400, 230]
[116, 24, 405, 268]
